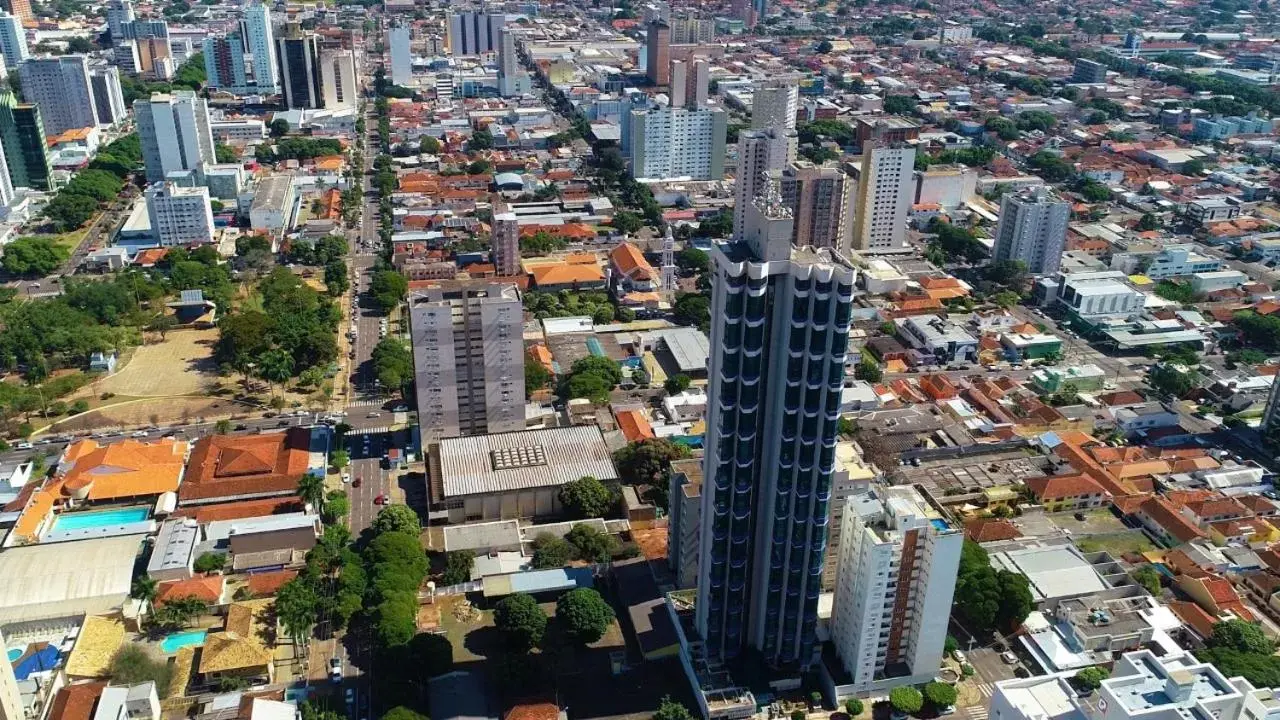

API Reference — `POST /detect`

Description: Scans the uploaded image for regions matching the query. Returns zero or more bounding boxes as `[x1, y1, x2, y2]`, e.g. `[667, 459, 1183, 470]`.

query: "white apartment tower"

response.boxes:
[319, 49, 357, 110]
[733, 129, 795, 241]
[18, 55, 99, 135]
[629, 105, 727, 181]
[849, 144, 916, 252]
[145, 182, 215, 247]
[993, 186, 1070, 274]
[388, 24, 412, 87]
[751, 78, 799, 133]
[0, 12, 28, 70]
[135, 90, 215, 183]
[830, 485, 963, 693]
[90, 66, 128, 125]
[497, 24, 519, 97]
[408, 284, 526, 444]
[240, 3, 278, 93]
[492, 210, 520, 276]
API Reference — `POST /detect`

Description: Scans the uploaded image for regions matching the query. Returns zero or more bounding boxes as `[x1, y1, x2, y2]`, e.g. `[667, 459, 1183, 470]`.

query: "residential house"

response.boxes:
[1024, 474, 1109, 512]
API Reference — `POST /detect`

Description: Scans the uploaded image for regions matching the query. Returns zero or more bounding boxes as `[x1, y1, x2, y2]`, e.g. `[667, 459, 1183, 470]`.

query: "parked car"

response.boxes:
[374, 494, 387, 505]
[329, 657, 343, 683]
[1002, 651, 1018, 664]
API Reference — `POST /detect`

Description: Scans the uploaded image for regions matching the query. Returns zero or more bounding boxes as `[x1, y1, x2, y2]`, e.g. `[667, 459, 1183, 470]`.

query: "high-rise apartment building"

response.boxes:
[241, 3, 278, 93]
[409, 283, 526, 443]
[849, 144, 915, 252]
[145, 182, 215, 246]
[135, 91, 214, 183]
[118, 20, 172, 79]
[203, 33, 250, 92]
[447, 10, 503, 56]
[695, 176, 857, 671]
[670, 59, 687, 108]
[993, 186, 1070, 274]
[388, 24, 412, 86]
[645, 20, 670, 86]
[751, 79, 799, 133]
[318, 48, 357, 110]
[0, 12, 28, 70]
[0, 89, 49, 190]
[1072, 58, 1108, 84]
[1, 0, 31, 25]
[670, 13, 715, 43]
[18, 55, 99, 135]
[491, 209, 520, 276]
[687, 57, 709, 107]
[276, 26, 322, 109]
[830, 485, 962, 693]
[781, 161, 852, 250]
[629, 105, 726, 180]
[105, 0, 134, 41]
[668, 458, 702, 590]
[733, 129, 795, 241]
[1264, 370, 1280, 435]
[90, 66, 128, 125]
[0, 629, 22, 720]
[497, 24, 519, 97]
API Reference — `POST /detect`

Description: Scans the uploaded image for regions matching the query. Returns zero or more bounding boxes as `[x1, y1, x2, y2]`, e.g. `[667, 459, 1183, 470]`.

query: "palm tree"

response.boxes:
[131, 574, 158, 603]
[298, 474, 325, 512]
[215, 419, 232, 435]
[256, 349, 295, 396]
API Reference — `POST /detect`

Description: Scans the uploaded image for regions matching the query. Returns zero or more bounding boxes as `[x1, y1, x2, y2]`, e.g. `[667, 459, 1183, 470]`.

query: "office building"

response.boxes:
[0, 89, 49, 190]
[849, 144, 915, 252]
[105, 0, 134, 41]
[1144, 243, 1223, 279]
[1071, 58, 1108, 84]
[203, 33, 250, 93]
[0, 12, 27, 70]
[491, 209, 520, 276]
[0, 628, 21, 720]
[145, 182, 215, 246]
[18, 55, 99, 135]
[241, 3, 278, 93]
[670, 13, 715, 43]
[630, 105, 726, 180]
[781, 161, 851, 250]
[895, 314, 978, 364]
[1037, 271, 1145, 319]
[645, 20, 670, 86]
[670, 59, 687, 108]
[447, 10, 503, 56]
[276, 26, 322, 109]
[696, 176, 857, 671]
[733, 129, 795, 241]
[497, 24, 519, 97]
[668, 458, 702, 590]
[249, 175, 296, 237]
[751, 79, 799, 133]
[135, 91, 214, 183]
[1, 0, 30, 24]
[993, 186, 1070, 274]
[388, 24, 412, 86]
[408, 283, 526, 443]
[318, 48, 357, 110]
[686, 57, 709, 107]
[829, 485, 962, 693]
[90, 66, 128, 126]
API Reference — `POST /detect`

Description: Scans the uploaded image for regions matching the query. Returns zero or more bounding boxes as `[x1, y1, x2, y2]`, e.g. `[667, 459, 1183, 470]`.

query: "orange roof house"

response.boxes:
[155, 575, 226, 606]
[530, 263, 606, 290]
[57, 438, 189, 502]
[1025, 474, 1108, 504]
[610, 242, 656, 286]
[181, 428, 311, 505]
[615, 409, 655, 443]
[1134, 496, 1206, 545]
[965, 518, 1022, 543]
[919, 276, 969, 301]
[920, 374, 958, 400]
[1176, 573, 1255, 622]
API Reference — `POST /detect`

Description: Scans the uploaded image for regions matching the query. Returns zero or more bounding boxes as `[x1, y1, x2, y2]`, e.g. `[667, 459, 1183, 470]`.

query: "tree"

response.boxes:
[888, 687, 923, 715]
[1182, 159, 1206, 176]
[276, 577, 319, 644]
[531, 533, 575, 569]
[323, 492, 349, 524]
[298, 473, 326, 512]
[816, 39, 834, 52]
[1074, 666, 1110, 691]
[525, 353, 553, 395]
[2, 236, 70, 276]
[440, 550, 475, 585]
[407, 632, 453, 678]
[270, 118, 290, 137]
[419, 136, 441, 154]
[371, 505, 420, 536]
[672, 293, 710, 328]
[372, 338, 414, 394]
[654, 697, 694, 720]
[611, 210, 644, 234]
[953, 540, 1033, 634]
[922, 682, 957, 709]
[612, 438, 690, 488]
[256, 347, 294, 394]
[565, 523, 617, 562]
[1137, 213, 1160, 231]
[676, 247, 710, 274]
[382, 708, 428, 720]
[148, 314, 177, 339]
[844, 698, 864, 717]
[883, 95, 917, 115]
[494, 592, 547, 652]
[1148, 364, 1196, 399]
[1209, 619, 1274, 655]
[664, 373, 691, 394]
[855, 356, 882, 382]
[194, 552, 226, 573]
[559, 476, 615, 519]
[562, 356, 622, 404]
[131, 574, 158, 602]
[1131, 565, 1162, 595]
[331, 449, 350, 470]
[470, 126, 494, 150]
[556, 587, 615, 645]
[370, 270, 408, 312]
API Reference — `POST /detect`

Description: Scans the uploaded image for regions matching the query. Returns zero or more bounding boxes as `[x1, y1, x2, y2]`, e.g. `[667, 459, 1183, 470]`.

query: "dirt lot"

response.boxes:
[52, 396, 252, 433]
[95, 329, 221, 397]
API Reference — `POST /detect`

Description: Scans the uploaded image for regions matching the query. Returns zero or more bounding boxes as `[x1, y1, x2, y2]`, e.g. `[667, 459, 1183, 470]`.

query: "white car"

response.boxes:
[330, 657, 343, 684]
[131, 430, 149, 437]
[341, 473, 351, 484]
[1001, 651, 1018, 664]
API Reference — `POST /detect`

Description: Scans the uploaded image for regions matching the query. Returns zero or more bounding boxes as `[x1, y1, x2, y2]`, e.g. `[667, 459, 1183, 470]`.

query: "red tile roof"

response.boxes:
[505, 704, 561, 720]
[156, 575, 225, 606]
[1025, 473, 1107, 501]
[964, 518, 1022, 543]
[181, 429, 311, 504]
[48, 682, 107, 720]
[247, 569, 299, 597]
[1138, 496, 1206, 543]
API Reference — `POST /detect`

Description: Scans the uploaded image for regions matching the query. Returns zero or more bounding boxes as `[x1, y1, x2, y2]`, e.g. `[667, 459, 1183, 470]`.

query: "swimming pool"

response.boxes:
[160, 630, 208, 654]
[51, 507, 150, 532]
[6, 648, 20, 662]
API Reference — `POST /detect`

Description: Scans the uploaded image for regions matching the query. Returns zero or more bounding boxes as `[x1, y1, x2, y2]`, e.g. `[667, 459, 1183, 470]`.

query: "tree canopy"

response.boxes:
[559, 476, 615, 519]
[494, 592, 547, 652]
[953, 540, 1034, 634]
[555, 587, 615, 644]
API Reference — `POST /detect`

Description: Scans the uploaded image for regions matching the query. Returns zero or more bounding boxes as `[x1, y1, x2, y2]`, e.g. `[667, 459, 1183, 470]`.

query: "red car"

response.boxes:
[374, 494, 387, 505]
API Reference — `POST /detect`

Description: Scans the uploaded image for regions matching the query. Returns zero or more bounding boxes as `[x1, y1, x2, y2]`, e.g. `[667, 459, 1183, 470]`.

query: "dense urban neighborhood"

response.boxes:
[3, 2, 1280, 720]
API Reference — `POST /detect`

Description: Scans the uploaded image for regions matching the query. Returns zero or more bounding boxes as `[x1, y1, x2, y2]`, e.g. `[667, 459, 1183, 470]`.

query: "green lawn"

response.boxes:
[1075, 531, 1156, 556]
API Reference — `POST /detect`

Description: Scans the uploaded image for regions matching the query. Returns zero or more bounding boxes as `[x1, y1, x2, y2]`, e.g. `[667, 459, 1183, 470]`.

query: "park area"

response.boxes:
[96, 328, 220, 397]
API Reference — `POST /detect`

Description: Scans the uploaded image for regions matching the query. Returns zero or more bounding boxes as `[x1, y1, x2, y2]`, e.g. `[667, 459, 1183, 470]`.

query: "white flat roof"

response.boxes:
[0, 535, 143, 624]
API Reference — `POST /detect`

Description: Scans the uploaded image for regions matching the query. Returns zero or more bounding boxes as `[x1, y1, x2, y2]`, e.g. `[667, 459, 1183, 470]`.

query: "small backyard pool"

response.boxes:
[160, 630, 208, 654]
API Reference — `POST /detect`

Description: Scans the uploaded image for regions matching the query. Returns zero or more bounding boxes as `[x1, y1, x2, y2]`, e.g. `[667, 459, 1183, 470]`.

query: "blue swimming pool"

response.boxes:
[160, 630, 208, 654]
[51, 507, 149, 532]
[6, 648, 20, 662]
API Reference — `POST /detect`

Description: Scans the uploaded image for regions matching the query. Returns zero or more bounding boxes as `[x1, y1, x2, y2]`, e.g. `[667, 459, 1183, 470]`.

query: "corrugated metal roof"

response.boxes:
[438, 426, 618, 498]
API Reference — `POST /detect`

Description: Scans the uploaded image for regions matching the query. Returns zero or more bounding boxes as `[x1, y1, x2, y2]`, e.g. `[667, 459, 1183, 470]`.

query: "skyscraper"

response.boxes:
[849, 144, 916, 252]
[0, 89, 50, 190]
[446, 10, 503, 56]
[388, 24, 412, 87]
[90, 66, 128, 126]
[105, 0, 134, 42]
[409, 283, 526, 444]
[751, 79, 799, 133]
[276, 26, 322, 109]
[135, 90, 215, 183]
[319, 48, 357, 110]
[830, 485, 962, 693]
[0, 124, 13, 207]
[0, 12, 28, 70]
[670, 13, 715, 43]
[645, 20, 670, 86]
[781, 161, 852, 250]
[696, 176, 857, 670]
[497, 24, 519, 97]
[687, 57, 709, 108]
[241, 3, 278, 93]
[18, 55, 99, 135]
[993, 186, 1070, 274]
[145, 182, 215, 246]
[733, 129, 795, 241]
[492, 208, 520, 276]
[629, 104, 727, 180]
[669, 59, 687, 108]
[203, 33, 250, 92]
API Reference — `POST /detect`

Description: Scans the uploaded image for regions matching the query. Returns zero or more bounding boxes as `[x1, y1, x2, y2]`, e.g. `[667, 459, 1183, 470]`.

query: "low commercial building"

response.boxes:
[1189, 270, 1247, 293]
[1036, 271, 1145, 320]
[145, 182, 215, 247]
[430, 425, 619, 523]
[249, 175, 298, 240]
[1030, 364, 1107, 393]
[1144, 244, 1222, 279]
[180, 428, 314, 506]
[894, 314, 978, 364]
[0, 535, 144, 626]
[1000, 332, 1062, 360]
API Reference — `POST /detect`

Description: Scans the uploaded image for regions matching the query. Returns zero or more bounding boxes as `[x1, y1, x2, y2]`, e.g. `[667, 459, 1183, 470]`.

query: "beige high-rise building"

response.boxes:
[492, 209, 520, 276]
[686, 57, 709, 107]
[849, 144, 915, 252]
[645, 20, 670, 86]
[781, 160, 852, 250]
[732, 129, 795, 242]
[0, 628, 23, 720]
[669, 59, 687, 108]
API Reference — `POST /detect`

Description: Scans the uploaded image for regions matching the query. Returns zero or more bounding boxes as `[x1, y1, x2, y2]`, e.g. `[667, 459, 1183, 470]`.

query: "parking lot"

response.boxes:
[899, 449, 1046, 494]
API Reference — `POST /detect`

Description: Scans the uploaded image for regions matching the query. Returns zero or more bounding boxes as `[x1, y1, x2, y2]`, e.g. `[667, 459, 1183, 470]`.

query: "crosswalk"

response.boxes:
[347, 425, 395, 435]
[347, 398, 384, 408]
[963, 684, 993, 720]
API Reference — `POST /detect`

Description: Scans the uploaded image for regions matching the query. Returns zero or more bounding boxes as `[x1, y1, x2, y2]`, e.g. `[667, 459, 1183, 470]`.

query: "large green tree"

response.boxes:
[555, 587, 615, 645]
[559, 476, 615, 519]
[370, 505, 421, 536]
[494, 592, 547, 652]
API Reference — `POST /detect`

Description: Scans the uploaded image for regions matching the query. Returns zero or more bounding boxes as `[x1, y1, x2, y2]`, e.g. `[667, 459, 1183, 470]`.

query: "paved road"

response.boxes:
[7, 188, 138, 297]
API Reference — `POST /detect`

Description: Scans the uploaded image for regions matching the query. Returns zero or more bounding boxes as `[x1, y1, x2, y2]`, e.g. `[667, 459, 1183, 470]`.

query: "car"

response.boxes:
[342, 473, 351, 483]
[353, 478, 362, 488]
[953, 650, 966, 664]
[1074, 511, 1087, 521]
[15, 441, 33, 450]
[940, 707, 956, 716]
[329, 657, 343, 683]
[1001, 651, 1018, 664]
[374, 494, 387, 505]
[1014, 666, 1030, 678]
[131, 430, 149, 437]
[367, 412, 380, 418]
[390, 404, 408, 412]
